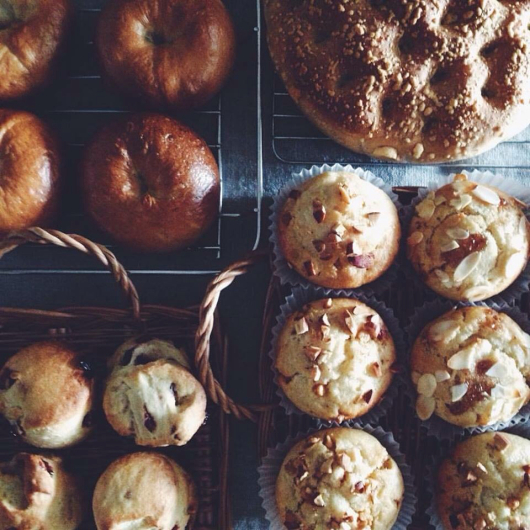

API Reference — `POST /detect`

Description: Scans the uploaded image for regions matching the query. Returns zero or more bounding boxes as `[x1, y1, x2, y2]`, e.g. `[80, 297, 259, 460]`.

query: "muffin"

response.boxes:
[276, 428, 404, 530]
[96, 0, 236, 111]
[0, 453, 84, 529]
[0, 109, 62, 236]
[411, 306, 530, 428]
[93, 452, 197, 530]
[82, 113, 220, 253]
[275, 298, 396, 422]
[103, 337, 207, 446]
[0, 341, 95, 448]
[437, 432, 530, 530]
[278, 170, 400, 289]
[0, 0, 72, 100]
[407, 173, 530, 301]
[0, 453, 84, 530]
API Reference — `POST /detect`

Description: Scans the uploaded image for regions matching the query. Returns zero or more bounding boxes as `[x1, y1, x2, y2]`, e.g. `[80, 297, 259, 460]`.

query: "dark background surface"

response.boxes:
[2, 1, 530, 528]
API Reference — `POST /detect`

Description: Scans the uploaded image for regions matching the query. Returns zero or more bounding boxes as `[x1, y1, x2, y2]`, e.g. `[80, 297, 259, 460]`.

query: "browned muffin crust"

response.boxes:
[96, 0, 236, 111]
[81, 113, 220, 253]
[264, 0, 530, 163]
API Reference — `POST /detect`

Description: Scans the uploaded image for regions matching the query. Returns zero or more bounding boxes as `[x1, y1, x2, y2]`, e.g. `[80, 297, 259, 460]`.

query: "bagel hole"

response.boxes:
[314, 29, 332, 45]
[336, 72, 355, 89]
[481, 86, 497, 99]
[430, 67, 450, 85]
[398, 34, 415, 55]
[382, 97, 396, 118]
[135, 171, 149, 196]
[422, 117, 439, 135]
[481, 41, 499, 58]
[145, 31, 167, 46]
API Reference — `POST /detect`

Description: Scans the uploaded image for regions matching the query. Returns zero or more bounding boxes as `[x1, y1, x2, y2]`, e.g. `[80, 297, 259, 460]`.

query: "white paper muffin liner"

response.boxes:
[405, 298, 530, 441]
[270, 285, 406, 427]
[270, 164, 402, 296]
[425, 420, 530, 530]
[401, 169, 530, 306]
[257, 424, 417, 530]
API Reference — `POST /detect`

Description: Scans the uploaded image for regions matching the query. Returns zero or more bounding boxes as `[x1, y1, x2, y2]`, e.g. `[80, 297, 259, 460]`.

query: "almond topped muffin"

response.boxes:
[278, 170, 400, 289]
[275, 298, 396, 422]
[411, 306, 530, 428]
[407, 173, 530, 301]
[276, 428, 404, 530]
[437, 432, 530, 530]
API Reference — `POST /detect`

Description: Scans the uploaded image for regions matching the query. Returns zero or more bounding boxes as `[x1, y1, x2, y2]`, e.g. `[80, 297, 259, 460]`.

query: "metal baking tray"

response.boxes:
[0, 0, 263, 275]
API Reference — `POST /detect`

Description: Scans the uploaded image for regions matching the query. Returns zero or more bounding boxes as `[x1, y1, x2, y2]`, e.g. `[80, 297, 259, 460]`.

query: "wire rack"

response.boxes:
[0, 0, 263, 274]
[270, 73, 530, 183]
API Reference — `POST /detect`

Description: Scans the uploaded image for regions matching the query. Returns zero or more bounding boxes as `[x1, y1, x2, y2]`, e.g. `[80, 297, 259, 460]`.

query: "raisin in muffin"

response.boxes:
[407, 173, 530, 301]
[275, 298, 396, 422]
[0, 342, 95, 449]
[0, 453, 84, 530]
[278, 170, 400, 289]
[437, 432, 530, 530]
[103, 337, 207, 446]
[276, 428, 404, 530]
[93, 452, 197, 530]
[411, 306, 530, 428]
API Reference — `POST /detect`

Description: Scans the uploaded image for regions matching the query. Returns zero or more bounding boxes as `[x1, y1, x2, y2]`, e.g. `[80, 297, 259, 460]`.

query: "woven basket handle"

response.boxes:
[0, 228, 140, 320]
[195, 250, 269, 422]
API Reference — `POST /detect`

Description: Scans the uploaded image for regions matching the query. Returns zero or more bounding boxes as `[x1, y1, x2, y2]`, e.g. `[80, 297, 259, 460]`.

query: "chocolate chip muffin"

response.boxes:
[437, 432, 530, 530]
[275, 298, 396, 422]
[276, 428, 404, 530]
[93, 452, 197, 530]
[0, 453, 84, 530]
[0, 341, 95, 448]
[411, 306, 530, 428]
[103, 337, 207, 447]
[407, 173, 530, 301]
[278, 170, 400, 289]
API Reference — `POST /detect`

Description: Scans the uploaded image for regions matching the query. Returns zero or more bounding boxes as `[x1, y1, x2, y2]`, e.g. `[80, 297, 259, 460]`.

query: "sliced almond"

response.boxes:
[416, 199, 436, 220]
[472, 185, 500, 206]
[441, 241, 460, 252]
[446, 227, 469, 240]
[493, 433, 509, 450]
[463, 285, 491, 301]
[435, 370, 451, 382]
[367, 212, 381, 224]
[320, 457, 334, 474]
[295, 317, 309, 335]
[519, 215, 528, 235]
[450, 194, 472, 211]
[332, 223, 347, 238]
[476, 462, 488, 474]
[311, 365, 322, 382]
[320, 313, 330, 327]
[407, 231, 424, 246]
[313, 384, 325, 396]
[430, 320, 459, 342]
[369, 362, 382, 377]
[434, 269, 451, 283]
[417, 373, 437, 397]
[323, 434, 334, 450]
[416, 395, 435, 420]
[505, 252, 524, 278]
[313, 494, 325, 507]
[485, 362, 508, 379]
[447, 340, 492, 370]
[451, 382, 469, 402]
[453, 251, 481, 283]
[323, 298, 333, 309]
[344, 310, 359, 336]
[490, 384, 509, 398]
[434, 194, 447, 206]
[304, 346, 322, 363]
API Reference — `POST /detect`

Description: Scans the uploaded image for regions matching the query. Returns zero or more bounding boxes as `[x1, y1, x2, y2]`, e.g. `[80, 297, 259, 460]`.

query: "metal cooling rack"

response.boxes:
[0, 0, 263, 274]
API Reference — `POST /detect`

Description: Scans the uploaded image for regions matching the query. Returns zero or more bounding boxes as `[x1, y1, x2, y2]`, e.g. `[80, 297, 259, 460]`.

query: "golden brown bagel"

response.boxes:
[0, 0, 72, 100]
[0, 109, 61, 236]
[81, 113, 220, 253]
[96, 0, 236, 111]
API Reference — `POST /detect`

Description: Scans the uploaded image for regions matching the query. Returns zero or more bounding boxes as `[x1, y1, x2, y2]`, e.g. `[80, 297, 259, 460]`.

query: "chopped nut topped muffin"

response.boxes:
[276, 428, 404, 530]
[407, 173, 530, 301]
[278, 170, 400, 289]
[275, 298, 396, 422]
[437, 432, 530, 530]
[411, 306, 530, 428]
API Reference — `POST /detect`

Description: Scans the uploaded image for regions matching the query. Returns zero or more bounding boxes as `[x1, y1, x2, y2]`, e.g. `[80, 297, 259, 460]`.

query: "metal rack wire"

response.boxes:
[0, 0, 263, 274]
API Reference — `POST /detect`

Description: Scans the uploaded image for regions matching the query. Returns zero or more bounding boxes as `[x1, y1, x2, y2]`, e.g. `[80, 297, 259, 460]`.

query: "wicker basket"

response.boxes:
[0, 228, 233, 530]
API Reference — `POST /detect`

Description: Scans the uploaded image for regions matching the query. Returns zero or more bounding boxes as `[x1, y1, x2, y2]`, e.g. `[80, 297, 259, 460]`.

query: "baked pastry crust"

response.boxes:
[93, 452, 197, 530]
[103, 337, 207, 447]
[437, 432, 530, 530]
[276, 428, 404, 530]
[0, 0, 72, 100]
[0, 109, 61, 236]
[407, 173, 530, 302]
[0, 453, 84, 530]
[278, 171, 400, 289]
[264, 0, 530, 163]
[276, 298, 396, 422]
[0, 341, 94, 449]
[96, 0, 235, 111]
[411, 306, 530, 428]
[82, 113, 220, 253]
